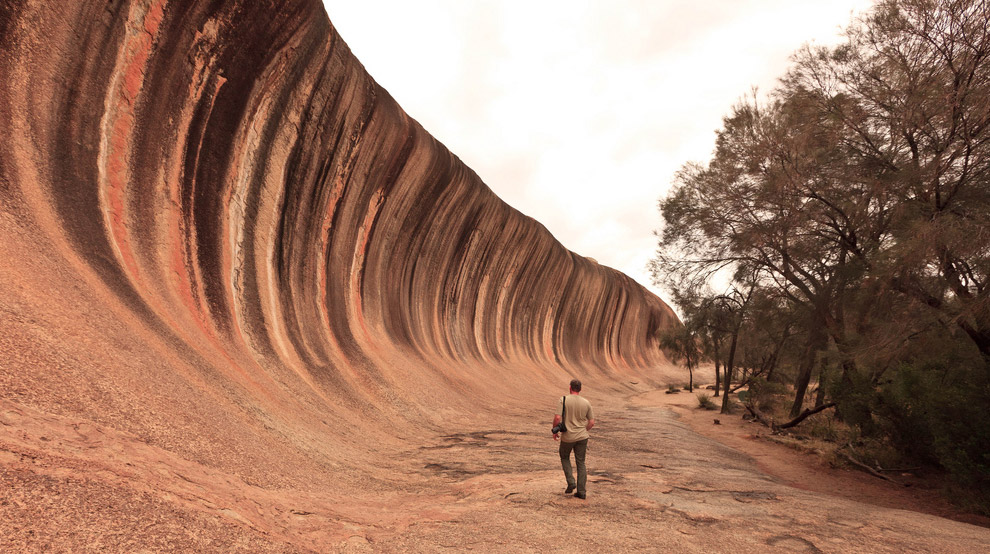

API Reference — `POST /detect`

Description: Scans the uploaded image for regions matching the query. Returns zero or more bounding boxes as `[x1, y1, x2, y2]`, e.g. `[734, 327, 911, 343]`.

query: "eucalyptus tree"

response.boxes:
[786, 0, 990, 364]
[709, 284, 755, 414]
[658, 324, 699, 392]
[738, 288, 796, 384]
[654, 0, 990, 417]
[652, 0, 990, 501]
[653, 89, 887, 416]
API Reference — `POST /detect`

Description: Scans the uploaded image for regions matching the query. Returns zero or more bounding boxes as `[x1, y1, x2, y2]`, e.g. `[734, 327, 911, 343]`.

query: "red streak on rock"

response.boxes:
[318, 171, 350, 355]
[104, 0, 167, 284]
[350, 187, 386, 346]
[0, 2, 688, 547]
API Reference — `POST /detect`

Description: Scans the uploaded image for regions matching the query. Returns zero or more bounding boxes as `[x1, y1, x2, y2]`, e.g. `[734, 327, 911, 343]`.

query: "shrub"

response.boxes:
[805, 413, 854, 444]
[697, 393, 717, 410]
[747, 377, 789, 413]
[877, 360, 990, 516]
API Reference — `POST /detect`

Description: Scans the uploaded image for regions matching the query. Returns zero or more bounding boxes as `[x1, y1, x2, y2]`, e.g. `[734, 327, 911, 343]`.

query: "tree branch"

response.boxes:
[776, 402, 837, 430]
[839, 448, 895, 482]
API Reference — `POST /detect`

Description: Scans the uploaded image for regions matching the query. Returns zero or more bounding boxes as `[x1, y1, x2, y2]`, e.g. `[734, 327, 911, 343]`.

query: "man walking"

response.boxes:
[552, 379, 595, 499]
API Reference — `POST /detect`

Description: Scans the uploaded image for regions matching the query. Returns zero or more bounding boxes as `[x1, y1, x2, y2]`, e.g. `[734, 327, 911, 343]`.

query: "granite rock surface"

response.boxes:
[3, 3, 990, 552]
[0, 1, 685, 549]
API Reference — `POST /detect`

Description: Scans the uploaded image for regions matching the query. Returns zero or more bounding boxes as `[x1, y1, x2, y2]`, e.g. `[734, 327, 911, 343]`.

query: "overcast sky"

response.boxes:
[320, 0, 874, 303]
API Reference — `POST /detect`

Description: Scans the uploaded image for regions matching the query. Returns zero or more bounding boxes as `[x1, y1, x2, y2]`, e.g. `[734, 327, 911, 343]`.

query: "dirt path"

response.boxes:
[659, 387, 990, 529]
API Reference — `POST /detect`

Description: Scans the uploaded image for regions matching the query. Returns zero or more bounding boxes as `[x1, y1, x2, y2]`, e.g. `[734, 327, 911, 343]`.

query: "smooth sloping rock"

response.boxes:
[0, 0, 682, 548]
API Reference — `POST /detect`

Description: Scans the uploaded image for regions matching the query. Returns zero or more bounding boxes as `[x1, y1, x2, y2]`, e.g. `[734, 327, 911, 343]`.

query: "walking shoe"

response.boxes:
[565, 484, 576, 494]
[574, 492, 586, 499]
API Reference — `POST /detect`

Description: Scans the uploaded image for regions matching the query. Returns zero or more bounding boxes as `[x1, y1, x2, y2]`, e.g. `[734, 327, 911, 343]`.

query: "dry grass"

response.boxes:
[696, 393, 717, 410]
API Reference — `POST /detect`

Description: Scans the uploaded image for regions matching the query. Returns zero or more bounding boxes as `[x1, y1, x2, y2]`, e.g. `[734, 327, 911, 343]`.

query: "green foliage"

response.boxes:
[697, 393, 717, 410]
[805, 413, 842, 442]
[877, 361, 990, 513]
[747, 377, 789, 413]
[650, 0, 990, 516]
[831, 370, 881, 436]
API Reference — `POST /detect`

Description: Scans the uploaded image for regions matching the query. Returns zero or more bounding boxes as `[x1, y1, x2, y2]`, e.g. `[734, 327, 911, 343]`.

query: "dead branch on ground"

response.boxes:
[840, 444, 908, 485]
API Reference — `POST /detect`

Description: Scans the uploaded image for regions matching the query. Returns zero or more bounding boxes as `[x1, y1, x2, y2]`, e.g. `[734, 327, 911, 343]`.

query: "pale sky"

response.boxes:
[320, 1, 874, 302]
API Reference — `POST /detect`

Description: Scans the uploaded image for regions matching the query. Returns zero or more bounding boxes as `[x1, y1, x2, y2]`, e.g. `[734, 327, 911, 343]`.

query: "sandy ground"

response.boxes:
[4, 383, 990, 552]
[356, 386, 990, 552]
[659, 387, 990, 529]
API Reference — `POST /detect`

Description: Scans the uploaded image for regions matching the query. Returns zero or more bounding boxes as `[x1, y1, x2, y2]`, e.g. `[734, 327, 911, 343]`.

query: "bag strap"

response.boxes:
[561, 395, 566, 421]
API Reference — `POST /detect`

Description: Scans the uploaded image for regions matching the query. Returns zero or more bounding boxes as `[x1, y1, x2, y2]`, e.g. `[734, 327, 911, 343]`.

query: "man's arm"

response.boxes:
[552, 414, 561, 426]
[586, 419, 595, 431]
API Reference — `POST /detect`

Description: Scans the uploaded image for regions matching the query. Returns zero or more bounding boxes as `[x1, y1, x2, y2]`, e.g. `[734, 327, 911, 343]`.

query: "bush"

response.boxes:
[746, 377, 790, 414]
[831, 369, 880, 435]
[877, 361, 990, 516]
[804, 412, 843, 442]
[697, 393, 717, 410]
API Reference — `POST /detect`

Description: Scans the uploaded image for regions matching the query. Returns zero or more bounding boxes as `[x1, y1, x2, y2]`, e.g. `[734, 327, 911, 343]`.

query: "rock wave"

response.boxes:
[1, 0, 676, 408]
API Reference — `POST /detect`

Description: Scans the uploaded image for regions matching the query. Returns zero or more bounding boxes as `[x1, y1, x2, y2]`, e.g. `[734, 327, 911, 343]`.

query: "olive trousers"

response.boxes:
[559, 438, 588, 494]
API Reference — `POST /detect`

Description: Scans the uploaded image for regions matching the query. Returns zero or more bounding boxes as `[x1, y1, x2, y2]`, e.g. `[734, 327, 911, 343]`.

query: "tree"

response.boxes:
[691, 298, 728, 396]
[709, 285, 755, 413]
[658, 324, 699, 392]
[786, 0, 990, 363]
[652, 88, 888, 416]
[737, 288, 796, 384]
[652, 0, 990, 509]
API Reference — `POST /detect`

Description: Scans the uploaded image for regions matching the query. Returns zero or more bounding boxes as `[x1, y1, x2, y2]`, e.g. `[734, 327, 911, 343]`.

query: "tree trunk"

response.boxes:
[766, 325, 790, 383]
[827, 314, 859, 388]
[892, 276, 990, 365]
[713, 357, 721, 397]
[814, 361, 827, 408]
[720, 326, 740, 414]
[964, 324, 990, 364]
[790, 326, 826, 418]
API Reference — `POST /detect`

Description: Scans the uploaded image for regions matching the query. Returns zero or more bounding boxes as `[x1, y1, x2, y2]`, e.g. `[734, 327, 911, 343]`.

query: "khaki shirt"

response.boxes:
[555, 394, 593, 442]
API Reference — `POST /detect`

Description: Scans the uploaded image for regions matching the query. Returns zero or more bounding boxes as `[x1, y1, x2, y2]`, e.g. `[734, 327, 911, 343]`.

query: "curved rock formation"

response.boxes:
[0, 0, 679, 548]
